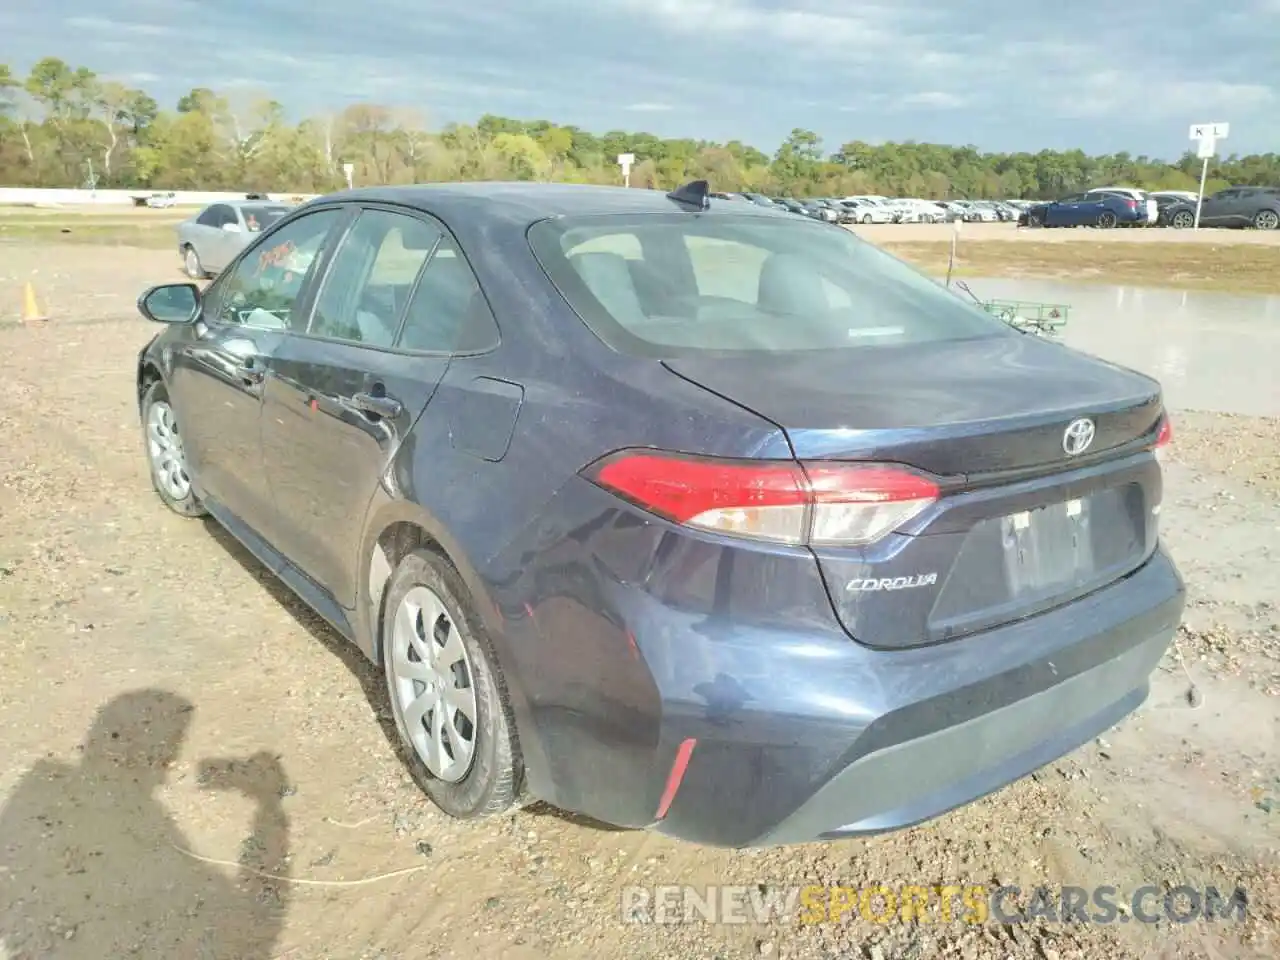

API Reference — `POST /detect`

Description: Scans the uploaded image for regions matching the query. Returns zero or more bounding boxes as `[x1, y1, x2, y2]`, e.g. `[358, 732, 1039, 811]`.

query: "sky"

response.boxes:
[5, 0, 1280, 158]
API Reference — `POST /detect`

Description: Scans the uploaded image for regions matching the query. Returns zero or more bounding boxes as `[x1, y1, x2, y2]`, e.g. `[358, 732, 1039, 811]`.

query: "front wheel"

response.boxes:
[182, 245, 207, 280]
[861, 215, 872, 224]
[382, 549, 521, 819]
[1254, 209, 1280, 231]
[141, 381, 206, 518]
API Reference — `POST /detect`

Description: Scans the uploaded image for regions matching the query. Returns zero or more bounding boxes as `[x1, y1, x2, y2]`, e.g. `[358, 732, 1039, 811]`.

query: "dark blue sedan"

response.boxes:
[1024, 191, 1149, 228]
[133, 181, 1183, 847]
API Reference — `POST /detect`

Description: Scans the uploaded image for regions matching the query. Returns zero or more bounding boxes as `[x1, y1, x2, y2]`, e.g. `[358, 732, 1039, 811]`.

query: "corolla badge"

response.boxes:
[1062, 417, 1096, 456]
[845, 573, 938, 592]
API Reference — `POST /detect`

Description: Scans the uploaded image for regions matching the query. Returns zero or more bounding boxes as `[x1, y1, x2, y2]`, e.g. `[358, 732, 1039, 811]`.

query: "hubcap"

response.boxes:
[1258, 211, 1279, 230]
[185, 248, 200, 276]
[391, 585, 478, 782]
[147, 401, 191, 501]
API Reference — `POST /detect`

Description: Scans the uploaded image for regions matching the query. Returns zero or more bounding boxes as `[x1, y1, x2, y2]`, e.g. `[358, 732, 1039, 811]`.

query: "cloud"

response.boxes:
[1, 0, 1274, 156]
[896, 91, 966, 110]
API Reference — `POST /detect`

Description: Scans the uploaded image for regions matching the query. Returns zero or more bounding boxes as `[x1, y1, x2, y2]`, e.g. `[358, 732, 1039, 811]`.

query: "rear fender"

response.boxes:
[355, 490, 553, 801]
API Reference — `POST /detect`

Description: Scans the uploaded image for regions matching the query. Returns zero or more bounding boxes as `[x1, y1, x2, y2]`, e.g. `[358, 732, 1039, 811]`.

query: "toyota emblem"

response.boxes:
[1062, 418, 1096, 456]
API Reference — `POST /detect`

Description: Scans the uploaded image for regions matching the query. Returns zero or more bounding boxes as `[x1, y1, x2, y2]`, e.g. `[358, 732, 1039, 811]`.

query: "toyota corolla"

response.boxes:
[133, 181, 1184, 847]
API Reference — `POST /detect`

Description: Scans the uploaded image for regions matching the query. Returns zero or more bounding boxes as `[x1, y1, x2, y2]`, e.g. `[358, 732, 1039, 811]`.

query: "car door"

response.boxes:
[1198, 189, 1237, 227]
[189, 204, 225, 269]
[260, 205, 499, 608]
[166, 206, 349, 534]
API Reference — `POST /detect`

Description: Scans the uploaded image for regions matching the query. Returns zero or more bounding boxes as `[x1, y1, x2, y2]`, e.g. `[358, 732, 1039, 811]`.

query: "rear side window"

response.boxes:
[398, 238, 500, 353]
[197, 204, 234, 227]
[308, 209, 440, 348]
[528, 213, 1012, 357]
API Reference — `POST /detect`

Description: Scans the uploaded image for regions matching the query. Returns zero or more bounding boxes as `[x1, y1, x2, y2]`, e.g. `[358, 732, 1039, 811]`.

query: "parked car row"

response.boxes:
[1018, 186, 1280, 231]
[710, 192, 1034, 225]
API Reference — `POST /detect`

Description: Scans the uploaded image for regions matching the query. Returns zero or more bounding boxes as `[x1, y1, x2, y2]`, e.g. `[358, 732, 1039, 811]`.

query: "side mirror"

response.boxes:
[222, 222, 242, 233]
[138, 282, 201, 324]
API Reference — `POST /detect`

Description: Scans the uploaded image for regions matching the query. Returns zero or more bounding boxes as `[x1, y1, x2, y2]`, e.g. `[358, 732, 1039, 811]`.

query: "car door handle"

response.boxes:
[353, 391, 403, 419]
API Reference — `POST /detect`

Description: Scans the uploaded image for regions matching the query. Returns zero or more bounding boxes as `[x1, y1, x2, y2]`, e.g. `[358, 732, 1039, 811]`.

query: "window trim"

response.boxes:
[200, 204, 356, 334]
[286, 201, 502, 359]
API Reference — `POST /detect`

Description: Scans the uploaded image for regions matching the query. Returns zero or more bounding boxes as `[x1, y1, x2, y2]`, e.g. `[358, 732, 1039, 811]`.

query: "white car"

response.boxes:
[145, 192, 177, 209]
[840, 200, 895, 224]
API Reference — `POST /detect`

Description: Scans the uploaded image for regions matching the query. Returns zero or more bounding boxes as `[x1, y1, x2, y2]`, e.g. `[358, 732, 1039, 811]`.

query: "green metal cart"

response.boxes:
[949, 281, 1070, 336]
[977, 299, 1070, 335]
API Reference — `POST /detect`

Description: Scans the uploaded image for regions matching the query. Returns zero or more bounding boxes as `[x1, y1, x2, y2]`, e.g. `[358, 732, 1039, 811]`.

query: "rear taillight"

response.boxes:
[1126, 199, 1137, 210]
[585, 450, 939, 546]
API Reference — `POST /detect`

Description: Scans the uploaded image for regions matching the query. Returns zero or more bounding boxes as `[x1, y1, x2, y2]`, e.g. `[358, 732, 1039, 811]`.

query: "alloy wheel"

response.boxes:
[1255, 210, 1280, 231]
[184, 247, 202, 278]
[390, 585, 479, 782]
[146, 401, 191, 501]
[1172, 211, 1194, 229]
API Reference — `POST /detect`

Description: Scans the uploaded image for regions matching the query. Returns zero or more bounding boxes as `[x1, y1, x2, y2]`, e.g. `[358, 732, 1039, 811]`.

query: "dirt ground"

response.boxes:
[0, 242, 1277, 960]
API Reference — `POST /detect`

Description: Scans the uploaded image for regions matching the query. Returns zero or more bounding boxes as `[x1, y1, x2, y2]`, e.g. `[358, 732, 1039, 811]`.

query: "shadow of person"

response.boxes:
[0, 690, 289, 959]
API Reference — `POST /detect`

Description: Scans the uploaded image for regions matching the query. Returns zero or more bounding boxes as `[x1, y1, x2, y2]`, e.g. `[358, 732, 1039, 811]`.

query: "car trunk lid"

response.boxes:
[663, 334, 1167, 647]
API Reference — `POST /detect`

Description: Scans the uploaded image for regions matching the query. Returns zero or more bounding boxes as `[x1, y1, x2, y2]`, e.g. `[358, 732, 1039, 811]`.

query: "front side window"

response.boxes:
[211, 209, 343, 331]
[528, 213, 1012, 357]
[308, 209, 441, 348]
[241, 204, 290, 233]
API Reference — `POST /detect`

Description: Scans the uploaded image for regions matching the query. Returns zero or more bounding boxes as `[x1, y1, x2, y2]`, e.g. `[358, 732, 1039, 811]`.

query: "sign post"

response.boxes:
[1188, 122, 1228, 231]
[617, 153, 635, 188]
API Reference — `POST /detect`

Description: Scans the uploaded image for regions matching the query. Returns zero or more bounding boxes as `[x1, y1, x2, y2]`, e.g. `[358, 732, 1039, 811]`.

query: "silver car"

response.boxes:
[177, 199, 292, 278]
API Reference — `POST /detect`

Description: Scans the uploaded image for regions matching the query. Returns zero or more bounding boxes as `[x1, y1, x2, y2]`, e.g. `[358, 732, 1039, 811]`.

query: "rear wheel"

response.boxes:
[1028, 212, 1043, 227]
[1171, 210, 1195, 229]
[1096, 211, 1118, 229]
[141, 381, 206, 518]
[1254, 209, 1279, 231]
[382, 549, 520, 819]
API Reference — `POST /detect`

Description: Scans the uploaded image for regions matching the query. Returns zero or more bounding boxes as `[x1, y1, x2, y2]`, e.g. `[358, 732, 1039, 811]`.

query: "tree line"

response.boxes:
[2, 56, 1278, 199]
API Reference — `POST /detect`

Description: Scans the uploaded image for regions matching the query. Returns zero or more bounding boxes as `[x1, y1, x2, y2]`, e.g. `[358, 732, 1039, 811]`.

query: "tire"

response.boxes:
[1096, 211, 1118, 229]
[1028, 212, 1043, 227]
[182, 244, 207, 279]
[1253, 209, 1280, 231]
[861, 215, 872, 224]
[382, 548, 520, 819]
[1171, 210, 1195, 229]
[140, 380, 206, 518]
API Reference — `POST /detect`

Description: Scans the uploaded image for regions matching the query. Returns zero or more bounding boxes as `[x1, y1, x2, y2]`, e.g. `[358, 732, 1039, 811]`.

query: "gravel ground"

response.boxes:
[0, 244, 1276, 960]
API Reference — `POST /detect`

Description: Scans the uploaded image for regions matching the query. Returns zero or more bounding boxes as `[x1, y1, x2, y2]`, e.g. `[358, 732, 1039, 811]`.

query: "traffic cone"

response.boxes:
[21, 281, 47, 322]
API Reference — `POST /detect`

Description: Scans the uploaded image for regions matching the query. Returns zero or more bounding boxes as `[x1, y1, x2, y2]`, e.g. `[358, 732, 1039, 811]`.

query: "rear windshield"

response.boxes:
[241, 205, 290, 232]
[527, 213, 1012, 357]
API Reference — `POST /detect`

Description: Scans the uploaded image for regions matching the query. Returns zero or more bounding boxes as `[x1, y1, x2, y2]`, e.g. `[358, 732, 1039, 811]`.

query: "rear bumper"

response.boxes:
[653, 548, 1183, 847]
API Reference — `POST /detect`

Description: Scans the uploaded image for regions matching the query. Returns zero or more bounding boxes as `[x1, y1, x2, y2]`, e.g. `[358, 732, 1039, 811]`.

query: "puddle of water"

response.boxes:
[956, 278, 1280, 417]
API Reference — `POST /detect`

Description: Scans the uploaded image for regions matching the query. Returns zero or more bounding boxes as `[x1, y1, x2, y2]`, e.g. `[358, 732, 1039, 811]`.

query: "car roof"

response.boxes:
[301, 181, 792, 227]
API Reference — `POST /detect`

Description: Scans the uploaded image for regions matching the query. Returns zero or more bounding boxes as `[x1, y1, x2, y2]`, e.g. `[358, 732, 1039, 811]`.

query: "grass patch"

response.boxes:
[0, 220, 179, 249]
[882, 240, 1280, 295]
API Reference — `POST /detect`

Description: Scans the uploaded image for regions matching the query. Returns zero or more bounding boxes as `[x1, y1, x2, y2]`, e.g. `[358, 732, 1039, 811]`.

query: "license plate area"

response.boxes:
[1001, 497, 1094, 595]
